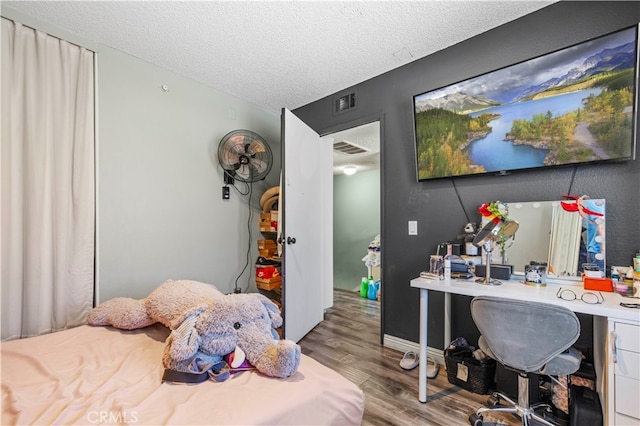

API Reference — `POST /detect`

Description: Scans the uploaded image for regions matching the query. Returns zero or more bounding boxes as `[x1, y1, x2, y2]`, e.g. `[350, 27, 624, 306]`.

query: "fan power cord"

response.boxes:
[233, 180, 254, 293]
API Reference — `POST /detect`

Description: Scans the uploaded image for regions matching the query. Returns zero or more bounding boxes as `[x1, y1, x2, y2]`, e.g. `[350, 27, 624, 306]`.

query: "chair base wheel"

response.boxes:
[487, 395, 500, 407]
[468, 413, 483, 426]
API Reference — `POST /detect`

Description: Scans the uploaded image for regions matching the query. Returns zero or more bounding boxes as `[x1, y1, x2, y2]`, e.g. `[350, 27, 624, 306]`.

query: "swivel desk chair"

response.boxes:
[469, 296, 582, 426]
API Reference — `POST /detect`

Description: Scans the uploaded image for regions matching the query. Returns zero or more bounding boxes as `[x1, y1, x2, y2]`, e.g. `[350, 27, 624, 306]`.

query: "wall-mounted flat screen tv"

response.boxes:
[413, 25, 638, 181]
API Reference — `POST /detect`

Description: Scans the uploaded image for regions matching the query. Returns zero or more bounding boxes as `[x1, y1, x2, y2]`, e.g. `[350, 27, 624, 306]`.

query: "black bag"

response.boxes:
[444, 345, 496, 394]
[569, 384, 603, 426]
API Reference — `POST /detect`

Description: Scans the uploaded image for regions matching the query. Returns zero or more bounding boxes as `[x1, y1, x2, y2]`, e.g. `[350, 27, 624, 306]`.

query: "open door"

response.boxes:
[281, 108, 333, 343]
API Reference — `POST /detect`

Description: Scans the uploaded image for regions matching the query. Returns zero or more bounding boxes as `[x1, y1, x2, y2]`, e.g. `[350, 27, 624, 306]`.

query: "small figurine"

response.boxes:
[460, 222, 478, 255]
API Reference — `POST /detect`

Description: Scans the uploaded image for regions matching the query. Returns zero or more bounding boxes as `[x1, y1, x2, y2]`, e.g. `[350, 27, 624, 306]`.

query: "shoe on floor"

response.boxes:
[400, 351, 419, 370]
[426, 356, 440, 379]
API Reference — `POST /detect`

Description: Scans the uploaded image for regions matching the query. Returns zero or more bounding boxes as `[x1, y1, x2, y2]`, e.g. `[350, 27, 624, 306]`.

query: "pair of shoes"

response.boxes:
[400, 351, 419, 370]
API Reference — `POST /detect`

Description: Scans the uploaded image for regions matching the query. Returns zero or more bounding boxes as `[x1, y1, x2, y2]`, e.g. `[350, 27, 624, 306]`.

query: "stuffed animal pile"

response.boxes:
[87, 280, 300, 379]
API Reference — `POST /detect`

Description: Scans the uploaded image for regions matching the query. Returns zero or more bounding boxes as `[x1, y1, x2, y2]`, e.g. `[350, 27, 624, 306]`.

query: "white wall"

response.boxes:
[1, 7, 282, 302]
[97, 46, 281, 301]
[333, 169, 380, 291]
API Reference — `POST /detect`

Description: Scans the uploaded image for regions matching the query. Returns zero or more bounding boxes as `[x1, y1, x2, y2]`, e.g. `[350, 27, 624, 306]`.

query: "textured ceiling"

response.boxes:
[3, 1, 555, 114]
[3, 0, 556, 175]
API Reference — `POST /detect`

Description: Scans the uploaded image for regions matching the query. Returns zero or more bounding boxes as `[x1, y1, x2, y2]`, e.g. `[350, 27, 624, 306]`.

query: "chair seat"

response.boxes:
[478, 335, 581, 376]
[540, 347, 581, 376]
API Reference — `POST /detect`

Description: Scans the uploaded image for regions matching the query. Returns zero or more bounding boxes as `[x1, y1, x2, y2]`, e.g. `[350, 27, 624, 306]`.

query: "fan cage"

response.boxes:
[218, 130, 273, 183]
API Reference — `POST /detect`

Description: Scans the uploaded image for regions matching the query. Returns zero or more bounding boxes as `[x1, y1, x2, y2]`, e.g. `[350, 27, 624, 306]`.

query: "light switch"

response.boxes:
[408, 220, 418, 235]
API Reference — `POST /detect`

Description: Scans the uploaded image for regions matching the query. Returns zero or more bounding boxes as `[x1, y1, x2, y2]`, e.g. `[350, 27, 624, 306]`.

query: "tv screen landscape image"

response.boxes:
[413, 25, 638, 181]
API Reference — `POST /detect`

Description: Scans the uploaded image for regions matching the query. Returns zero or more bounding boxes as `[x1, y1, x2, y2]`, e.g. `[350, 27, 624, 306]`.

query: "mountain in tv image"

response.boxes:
[414, 92, 501, 114]
[414, 27, 637, 109]
[517, 41, 636, 102]
[413, 26, 637, 181]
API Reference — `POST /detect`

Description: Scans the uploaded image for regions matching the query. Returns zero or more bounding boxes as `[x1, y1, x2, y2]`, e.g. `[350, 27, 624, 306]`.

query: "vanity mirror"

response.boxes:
[500, 199, 606, 278]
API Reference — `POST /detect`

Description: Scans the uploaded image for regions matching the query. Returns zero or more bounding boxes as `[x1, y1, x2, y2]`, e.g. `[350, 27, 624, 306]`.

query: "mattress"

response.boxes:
[1, 324, 364, 425]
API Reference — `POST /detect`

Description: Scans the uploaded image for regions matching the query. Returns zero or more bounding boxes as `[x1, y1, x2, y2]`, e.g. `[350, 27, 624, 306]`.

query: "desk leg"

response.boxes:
[419, 288, 428, 403]
[444, 292, 451, 350]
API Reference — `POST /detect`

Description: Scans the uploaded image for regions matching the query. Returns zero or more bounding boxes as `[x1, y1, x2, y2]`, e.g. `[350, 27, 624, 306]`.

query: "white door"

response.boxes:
[281, 108, 333, 342]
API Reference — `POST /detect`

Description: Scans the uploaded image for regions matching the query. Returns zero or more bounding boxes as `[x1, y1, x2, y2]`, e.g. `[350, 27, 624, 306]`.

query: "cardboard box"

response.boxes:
[259, 249, 277, 258]
[256, 276, 282, 291]
[256, 281, 281, 291]
[259, 213, 271, 225]
[258, 239, 277, 249]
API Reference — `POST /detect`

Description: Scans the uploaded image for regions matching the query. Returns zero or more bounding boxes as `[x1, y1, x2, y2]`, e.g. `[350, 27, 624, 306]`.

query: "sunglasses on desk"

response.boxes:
[556, 288, 604, 305]
[619, 296, 640, 309]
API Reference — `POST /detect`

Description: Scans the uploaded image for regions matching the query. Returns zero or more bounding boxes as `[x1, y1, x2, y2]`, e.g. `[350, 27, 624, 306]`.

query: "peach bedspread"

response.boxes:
[1, 324, 364, 425]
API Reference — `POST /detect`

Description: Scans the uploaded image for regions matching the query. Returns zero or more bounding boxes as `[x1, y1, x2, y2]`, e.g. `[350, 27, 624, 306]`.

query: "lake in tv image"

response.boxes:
[467, 88, 603, 172]
[413, 25, 637, 181]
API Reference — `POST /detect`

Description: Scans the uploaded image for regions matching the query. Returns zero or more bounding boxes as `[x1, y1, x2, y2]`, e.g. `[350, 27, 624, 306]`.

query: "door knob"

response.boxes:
[287, 237, 297, 245]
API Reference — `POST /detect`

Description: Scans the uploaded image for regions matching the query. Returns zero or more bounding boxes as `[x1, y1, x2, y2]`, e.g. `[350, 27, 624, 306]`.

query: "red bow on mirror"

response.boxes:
[560, 195, 604, 217]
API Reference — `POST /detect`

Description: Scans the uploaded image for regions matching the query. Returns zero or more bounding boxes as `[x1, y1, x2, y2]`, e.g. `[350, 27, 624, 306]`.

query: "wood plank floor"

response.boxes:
[298, 290, 519, 426]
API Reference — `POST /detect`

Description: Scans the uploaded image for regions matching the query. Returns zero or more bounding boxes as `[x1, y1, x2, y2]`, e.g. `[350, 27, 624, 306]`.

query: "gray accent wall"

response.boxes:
[333, 169, 381, 291]
[294, 1, 640, 348]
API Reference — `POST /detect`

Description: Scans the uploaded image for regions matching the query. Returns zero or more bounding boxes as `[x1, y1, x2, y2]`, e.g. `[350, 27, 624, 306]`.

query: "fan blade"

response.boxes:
[220, 149, 241, 169]
[247, 140, 266, 155]
[228, 133, 245, 147]
[236, 164, 251, 180]
[249, 158, 268, 174]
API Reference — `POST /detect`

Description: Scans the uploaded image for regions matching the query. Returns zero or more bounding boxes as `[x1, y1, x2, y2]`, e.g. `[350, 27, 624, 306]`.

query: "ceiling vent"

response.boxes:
[333, 140, 369, 155]
[334, 92, 356, 114]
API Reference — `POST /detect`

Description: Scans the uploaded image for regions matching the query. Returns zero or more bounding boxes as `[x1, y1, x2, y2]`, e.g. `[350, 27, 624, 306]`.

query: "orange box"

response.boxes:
[583, 277, 613, 292]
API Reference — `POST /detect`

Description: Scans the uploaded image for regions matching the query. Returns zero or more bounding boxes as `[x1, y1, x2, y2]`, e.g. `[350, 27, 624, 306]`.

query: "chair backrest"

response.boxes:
[470, 296, 580, 373]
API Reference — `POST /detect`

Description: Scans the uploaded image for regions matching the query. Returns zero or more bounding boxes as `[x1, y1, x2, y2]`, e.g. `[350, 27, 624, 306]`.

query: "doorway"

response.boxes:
[324, 121, 381, 294]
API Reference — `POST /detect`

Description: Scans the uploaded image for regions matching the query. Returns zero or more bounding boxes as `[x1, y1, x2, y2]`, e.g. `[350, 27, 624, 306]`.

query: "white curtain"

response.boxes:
[1, 18, 95, 340]
[548, 205, 582, 277]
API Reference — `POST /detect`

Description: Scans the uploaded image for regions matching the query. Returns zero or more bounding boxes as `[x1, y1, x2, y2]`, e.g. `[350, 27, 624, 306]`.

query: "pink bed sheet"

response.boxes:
[1, 324, 364, 425]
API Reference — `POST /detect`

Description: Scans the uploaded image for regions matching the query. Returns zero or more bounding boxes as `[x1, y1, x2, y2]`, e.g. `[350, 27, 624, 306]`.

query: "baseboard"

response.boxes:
[383, 334, 445, 365]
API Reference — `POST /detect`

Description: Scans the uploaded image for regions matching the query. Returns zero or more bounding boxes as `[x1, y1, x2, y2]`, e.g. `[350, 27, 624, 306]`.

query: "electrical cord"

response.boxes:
[224, 170, 250, 196]
[566, 165, 577, 196]
[233, 179, 254, 293]
[451, 177, 470, 223]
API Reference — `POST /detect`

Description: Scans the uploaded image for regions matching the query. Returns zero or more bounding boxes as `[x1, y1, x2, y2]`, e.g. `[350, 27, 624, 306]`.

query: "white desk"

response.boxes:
[410, 276, 640, 425]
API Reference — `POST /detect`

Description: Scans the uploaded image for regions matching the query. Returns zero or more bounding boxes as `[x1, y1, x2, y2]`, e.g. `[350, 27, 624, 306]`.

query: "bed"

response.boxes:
[1, 324, 365, 425]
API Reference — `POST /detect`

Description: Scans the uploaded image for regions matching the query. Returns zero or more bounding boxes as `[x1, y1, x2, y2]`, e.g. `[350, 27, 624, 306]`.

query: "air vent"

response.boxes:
[334, 92, 356, 113]
[333, 140, 369, 155]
